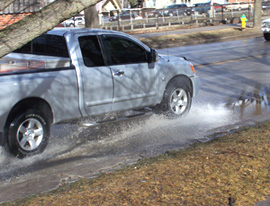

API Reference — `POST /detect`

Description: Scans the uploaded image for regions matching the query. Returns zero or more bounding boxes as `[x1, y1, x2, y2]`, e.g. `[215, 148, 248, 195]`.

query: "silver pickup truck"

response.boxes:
[0, 28, 200, 158]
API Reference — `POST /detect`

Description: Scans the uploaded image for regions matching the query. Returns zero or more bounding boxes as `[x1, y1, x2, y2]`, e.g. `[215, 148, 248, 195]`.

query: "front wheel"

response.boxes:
[157, 78, 192, 118]
[6, 109, 50, 158]
[264, 33, 270, 41]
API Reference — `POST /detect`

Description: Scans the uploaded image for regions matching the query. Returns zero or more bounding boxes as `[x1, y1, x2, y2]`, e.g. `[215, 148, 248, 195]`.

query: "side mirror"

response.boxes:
[148, 48, 158, 63]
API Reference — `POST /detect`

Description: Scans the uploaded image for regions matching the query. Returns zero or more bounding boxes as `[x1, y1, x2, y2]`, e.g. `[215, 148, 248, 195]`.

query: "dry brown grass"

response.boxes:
[139, 27, 262, 49]
[2, 122, 270, 206]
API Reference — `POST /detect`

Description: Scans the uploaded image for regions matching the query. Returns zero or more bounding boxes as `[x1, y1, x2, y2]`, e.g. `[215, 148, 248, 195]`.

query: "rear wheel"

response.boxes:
[157, 77, 192, 118]
[264, 33, 270, 41]
[6, 109, 50, 158]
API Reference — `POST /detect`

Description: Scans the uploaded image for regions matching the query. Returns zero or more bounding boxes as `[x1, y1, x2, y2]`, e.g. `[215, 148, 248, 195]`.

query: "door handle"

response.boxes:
[113, 70, 124, 76]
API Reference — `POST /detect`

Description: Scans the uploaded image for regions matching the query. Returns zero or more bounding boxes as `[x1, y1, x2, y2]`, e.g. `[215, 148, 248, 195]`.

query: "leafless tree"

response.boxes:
[0, 0, 101, 58]
[253, 0, 262, 28]
[85, 6, 99, 28]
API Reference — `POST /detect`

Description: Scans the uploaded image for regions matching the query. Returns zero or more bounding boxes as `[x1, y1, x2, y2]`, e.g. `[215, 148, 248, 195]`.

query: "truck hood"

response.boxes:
[157, 54, 196, 77]
[159, 54, 187, 62]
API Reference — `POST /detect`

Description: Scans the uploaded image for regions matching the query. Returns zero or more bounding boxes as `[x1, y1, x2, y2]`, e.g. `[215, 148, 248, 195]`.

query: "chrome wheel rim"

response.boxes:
[17, 118, 44, 151]
[169, 88, 188, 115]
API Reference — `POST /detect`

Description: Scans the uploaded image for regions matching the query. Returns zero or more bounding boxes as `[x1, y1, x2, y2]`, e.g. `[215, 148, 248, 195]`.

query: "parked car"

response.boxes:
[212, 3, 226, 12]
[262, 1, 270, 10]
[62, 16, 85, 27]
[192, 2, 225, 14]
[262, 18, 270, 40]
[159, 4, 192, 17]
[141, 7, 157, 18]
[192, 3, 210, 14]
[226, 2, 252, 11]
[0, 28, 200, 158]
[109, 12, 140, 21]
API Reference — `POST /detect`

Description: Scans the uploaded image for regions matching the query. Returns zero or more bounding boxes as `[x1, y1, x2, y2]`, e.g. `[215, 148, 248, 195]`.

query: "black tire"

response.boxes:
[264, 33, 270, 41]
[6, 109, 50, 158]
[157, 77, 192, 118]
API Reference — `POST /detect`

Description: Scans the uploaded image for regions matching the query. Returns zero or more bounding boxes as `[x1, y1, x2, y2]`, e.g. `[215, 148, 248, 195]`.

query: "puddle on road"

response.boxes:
[224, 87, 270, 120]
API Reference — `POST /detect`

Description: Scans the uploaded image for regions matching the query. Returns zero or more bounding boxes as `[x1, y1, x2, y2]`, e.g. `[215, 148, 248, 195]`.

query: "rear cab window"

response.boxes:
[14, 34, 69, 58]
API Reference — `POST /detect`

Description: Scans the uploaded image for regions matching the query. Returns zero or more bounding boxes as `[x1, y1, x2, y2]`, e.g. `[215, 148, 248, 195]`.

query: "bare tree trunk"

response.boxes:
[253, 0, 262, 28]
[0, 0, 101, 58]
[85, 6, 99, 28]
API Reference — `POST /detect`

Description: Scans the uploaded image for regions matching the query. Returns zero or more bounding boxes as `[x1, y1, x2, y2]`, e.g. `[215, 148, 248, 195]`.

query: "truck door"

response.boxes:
[101, 35, 158, 111]
[76, 35, 113, 116]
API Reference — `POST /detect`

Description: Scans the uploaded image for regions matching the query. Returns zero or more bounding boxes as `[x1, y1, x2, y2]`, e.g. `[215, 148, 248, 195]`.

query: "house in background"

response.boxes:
[0, 0, 121, 29]
[0, 0, 258, 29]
[0, 0, 52, 29]
[143, 0, 255, 8]
[227, 0, 254, 4]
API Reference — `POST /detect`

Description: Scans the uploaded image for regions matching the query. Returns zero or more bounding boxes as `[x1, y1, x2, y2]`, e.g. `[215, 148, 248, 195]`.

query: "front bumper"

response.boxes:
[190, 75, 201, 97]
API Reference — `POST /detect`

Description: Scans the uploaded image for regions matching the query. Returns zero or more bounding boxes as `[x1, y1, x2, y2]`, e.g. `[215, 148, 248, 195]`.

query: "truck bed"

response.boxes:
[0, 53, 71, 73]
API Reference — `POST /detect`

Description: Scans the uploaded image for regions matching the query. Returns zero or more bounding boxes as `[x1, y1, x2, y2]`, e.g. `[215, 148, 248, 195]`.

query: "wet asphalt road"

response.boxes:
[0, 37, 270, 203]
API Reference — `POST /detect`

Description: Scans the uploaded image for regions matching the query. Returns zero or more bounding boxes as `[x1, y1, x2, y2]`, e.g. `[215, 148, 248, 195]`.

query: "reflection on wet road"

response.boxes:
[1, 37, 270, 203]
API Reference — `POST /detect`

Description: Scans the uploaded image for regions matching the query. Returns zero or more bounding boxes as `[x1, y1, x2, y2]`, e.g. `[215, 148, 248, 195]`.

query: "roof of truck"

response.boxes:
[46, 27, 151, 51]
[47, 28, 123, 36]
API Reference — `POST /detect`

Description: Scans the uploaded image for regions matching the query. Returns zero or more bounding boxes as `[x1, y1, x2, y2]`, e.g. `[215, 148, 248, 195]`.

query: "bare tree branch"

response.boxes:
[0, 0, 16, 11]
[0, 0, 101, 58]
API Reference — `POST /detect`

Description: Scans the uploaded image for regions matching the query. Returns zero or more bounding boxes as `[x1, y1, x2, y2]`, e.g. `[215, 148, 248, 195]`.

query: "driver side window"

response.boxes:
[103, 36, 148, 65]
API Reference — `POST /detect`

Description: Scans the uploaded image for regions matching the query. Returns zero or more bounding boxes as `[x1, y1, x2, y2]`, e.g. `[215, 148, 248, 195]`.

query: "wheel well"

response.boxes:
[5, 98, 53, 128]
[166, 75, 193, 96]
